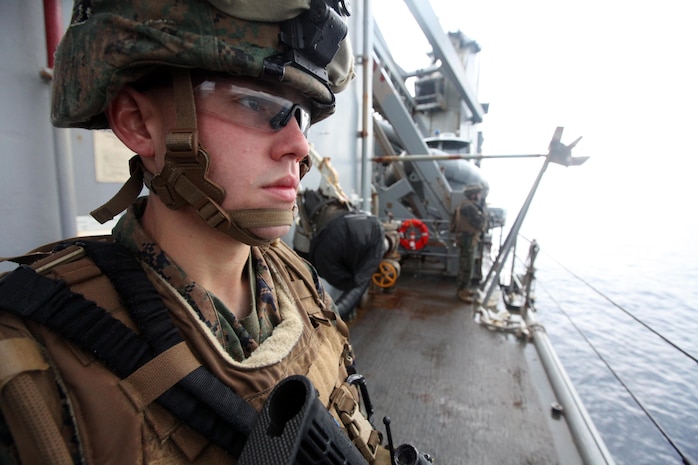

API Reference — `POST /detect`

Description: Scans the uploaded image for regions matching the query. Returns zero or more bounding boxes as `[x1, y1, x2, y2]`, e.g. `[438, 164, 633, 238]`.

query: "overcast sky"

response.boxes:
[372, 0, 698, 254]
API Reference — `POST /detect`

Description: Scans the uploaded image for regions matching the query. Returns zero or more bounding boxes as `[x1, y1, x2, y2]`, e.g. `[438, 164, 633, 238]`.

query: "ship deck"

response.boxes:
[348, 272, 585, 465]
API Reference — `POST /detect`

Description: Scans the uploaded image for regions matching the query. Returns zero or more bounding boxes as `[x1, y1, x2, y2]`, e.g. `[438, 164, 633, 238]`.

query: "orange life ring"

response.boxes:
[398, 218, 429, 251]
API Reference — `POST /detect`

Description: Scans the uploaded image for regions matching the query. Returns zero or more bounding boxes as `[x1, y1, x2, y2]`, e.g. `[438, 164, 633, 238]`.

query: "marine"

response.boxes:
[0, 1, 391, 463]
[451, 184, 487, 303]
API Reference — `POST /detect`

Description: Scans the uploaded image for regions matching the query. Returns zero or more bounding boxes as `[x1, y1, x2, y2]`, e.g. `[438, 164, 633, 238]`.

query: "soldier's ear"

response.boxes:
[105, 87, 160, 158]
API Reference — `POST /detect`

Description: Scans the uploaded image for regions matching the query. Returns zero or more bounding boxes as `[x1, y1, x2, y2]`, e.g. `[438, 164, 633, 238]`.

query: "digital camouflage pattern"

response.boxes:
[113, 198, 287, 361]
[457, 230, 477, 290]
[51, 0, 354, 129]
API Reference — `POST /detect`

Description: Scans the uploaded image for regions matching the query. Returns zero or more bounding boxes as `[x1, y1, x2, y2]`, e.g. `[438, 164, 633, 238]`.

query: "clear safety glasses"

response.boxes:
[194, 79, 311, 136]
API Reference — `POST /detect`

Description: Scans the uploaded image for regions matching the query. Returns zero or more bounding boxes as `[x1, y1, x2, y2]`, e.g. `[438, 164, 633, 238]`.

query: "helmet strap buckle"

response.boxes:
[133, 69, 295, 247]
[149, 69, 226, 211]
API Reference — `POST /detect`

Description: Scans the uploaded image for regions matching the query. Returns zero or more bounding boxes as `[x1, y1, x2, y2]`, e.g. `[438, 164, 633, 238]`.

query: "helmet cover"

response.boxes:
[51, 0, 354, 129]
[463, 183, 483, 195]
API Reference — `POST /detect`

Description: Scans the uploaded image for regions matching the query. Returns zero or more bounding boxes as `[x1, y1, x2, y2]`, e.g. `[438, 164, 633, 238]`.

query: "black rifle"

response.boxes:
[238, 374, 434, 465]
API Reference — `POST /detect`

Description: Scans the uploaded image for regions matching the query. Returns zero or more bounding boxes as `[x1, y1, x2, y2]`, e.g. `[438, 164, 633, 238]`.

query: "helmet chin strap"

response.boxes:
[91, 69, 295, 247]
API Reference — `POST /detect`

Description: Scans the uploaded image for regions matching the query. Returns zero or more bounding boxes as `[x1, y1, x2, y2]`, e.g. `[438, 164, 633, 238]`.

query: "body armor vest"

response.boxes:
[0, 237, 377, 464]
[451, 200, 486, 236]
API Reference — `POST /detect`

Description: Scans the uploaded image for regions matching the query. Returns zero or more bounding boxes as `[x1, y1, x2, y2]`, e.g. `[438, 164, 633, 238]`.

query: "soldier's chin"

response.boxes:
[248, 225, 291, 242]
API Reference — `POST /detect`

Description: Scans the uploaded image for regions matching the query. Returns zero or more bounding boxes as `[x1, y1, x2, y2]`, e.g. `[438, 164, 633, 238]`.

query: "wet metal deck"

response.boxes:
[348, 273, 583, 465]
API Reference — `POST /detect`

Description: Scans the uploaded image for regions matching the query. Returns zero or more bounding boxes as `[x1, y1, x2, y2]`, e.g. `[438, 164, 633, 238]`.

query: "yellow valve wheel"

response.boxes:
[372, 260, 399, 288]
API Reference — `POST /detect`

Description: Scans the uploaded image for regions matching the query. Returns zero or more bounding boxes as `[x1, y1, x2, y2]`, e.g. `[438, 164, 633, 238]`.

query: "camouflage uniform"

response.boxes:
[113, 198, 292, 361]
[1, 197, 365, 464]
[452, 188, 486, 297]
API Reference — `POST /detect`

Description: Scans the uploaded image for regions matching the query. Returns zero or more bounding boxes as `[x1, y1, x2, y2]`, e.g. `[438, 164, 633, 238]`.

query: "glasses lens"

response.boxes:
[194, 80, 311, 136]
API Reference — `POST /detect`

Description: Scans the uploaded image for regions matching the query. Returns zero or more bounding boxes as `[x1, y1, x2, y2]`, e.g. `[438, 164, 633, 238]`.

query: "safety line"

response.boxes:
[539, 251, 698, 365]
[537, 281, 695, 465]
[512, 234, 698, 366]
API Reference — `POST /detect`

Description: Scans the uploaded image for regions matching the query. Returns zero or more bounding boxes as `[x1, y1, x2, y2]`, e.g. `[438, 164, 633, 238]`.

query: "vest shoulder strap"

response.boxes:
[0, 239, 257, 459]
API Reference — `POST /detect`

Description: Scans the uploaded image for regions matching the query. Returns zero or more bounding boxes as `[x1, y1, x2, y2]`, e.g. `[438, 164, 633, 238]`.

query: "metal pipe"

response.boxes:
[403, 0, 485, 123]
[526, 311, 616, 465]
[509, 236, 517, 288]
[52, 130, 78, 238]
[43, 0, 78, 238]
[480, 158, 550, 305]
[371, 153, 546, 163]
[360, 0, 374, 213]
[520, 240, 538, 321]
[402, 64, 441, 78]
[42, 0, 62, 69]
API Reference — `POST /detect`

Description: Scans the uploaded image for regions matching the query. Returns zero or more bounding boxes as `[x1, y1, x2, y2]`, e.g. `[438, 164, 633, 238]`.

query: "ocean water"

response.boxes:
[514, 224, 698, 464]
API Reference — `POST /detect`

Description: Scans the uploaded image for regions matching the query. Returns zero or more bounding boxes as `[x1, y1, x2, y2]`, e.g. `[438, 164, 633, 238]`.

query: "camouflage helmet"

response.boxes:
[463, 183, 483, 196]
[51, 0, 355, 129]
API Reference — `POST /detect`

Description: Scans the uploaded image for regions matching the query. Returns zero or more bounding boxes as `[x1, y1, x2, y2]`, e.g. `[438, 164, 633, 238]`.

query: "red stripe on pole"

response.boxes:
[43, 0, 63, 69]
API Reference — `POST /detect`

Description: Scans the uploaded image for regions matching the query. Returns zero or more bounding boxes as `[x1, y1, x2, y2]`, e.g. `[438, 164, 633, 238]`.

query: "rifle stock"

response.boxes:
[238, 374, 369, 465]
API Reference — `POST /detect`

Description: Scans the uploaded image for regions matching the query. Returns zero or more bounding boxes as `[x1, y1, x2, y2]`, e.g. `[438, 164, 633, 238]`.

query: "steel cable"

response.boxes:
[541, 251, 698, 365]
[513, 234, 698, 365]
[537, 281, 694, 465]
